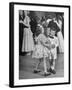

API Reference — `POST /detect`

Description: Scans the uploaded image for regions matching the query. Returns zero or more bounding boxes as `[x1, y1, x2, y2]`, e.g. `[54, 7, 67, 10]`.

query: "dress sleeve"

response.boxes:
[38, 34, 47, 45]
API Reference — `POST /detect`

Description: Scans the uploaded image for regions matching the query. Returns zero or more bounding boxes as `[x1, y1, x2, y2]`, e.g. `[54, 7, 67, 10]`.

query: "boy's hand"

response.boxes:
[51, 44, 55, 49]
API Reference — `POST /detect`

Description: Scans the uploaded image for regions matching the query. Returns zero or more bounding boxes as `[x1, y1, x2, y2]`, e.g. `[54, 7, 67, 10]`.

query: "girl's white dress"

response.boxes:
[22, 16, 34, 52]
[32, 34, 50, 59]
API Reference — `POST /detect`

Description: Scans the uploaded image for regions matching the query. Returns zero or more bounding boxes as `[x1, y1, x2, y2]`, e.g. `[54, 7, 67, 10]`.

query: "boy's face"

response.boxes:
[46, 28, 50, 36]
[50, 29, 56, 36]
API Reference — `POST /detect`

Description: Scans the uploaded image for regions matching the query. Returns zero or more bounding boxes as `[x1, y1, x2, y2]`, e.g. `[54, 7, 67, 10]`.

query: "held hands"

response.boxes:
[47, 44, 55, 50]
[51, 44, 55, 49]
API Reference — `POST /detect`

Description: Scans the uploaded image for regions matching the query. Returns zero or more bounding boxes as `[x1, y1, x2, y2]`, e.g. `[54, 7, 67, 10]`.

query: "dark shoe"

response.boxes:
[33, 69, 41, 73]
[48, 68, 56, 74]
[44, 72, 51, 76]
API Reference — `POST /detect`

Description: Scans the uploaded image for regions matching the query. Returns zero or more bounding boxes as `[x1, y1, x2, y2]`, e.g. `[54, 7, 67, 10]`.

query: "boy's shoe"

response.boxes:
[33, 69, 41, 73]
[48, 68, 56, 74]
[44, 72, 51, 77]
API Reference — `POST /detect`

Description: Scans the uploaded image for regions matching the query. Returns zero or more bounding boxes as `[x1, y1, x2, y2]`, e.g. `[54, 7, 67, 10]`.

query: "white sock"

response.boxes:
[51, 66, 54, 70]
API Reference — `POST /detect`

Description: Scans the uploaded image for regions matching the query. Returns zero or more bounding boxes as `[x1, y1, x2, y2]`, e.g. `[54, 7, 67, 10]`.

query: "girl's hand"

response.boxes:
[47, 45, 51, 50]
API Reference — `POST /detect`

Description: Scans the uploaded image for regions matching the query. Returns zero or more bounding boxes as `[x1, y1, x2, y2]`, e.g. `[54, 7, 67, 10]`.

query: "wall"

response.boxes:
[0, 0, 72, 90]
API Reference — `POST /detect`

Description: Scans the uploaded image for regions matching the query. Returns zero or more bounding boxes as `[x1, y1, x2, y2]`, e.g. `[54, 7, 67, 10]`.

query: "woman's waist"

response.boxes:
[24, 28, 32, 33]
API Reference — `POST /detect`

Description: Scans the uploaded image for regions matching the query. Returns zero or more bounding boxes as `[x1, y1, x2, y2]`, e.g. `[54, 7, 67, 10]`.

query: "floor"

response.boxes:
[19, 54, 64, 79]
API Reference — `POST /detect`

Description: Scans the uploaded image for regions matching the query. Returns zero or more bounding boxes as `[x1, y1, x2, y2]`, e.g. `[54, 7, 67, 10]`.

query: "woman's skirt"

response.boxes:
[22, 28, 34, 52]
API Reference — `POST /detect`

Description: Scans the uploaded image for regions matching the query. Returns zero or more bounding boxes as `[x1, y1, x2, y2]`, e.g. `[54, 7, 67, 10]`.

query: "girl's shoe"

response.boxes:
[33, 69, 41, 73]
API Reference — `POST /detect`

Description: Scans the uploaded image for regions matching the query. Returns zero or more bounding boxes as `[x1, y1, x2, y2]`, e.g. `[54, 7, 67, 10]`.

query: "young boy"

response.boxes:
[47, 23, 59, 74]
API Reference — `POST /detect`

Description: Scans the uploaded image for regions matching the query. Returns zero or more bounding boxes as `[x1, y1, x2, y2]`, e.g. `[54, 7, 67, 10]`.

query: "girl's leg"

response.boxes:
[35, 60, 41, 70]
[33, 58, 42, 73]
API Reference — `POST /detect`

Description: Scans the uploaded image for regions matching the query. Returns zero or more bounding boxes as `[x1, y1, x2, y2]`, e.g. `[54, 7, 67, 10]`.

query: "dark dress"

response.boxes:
[30, 18, 37, 37]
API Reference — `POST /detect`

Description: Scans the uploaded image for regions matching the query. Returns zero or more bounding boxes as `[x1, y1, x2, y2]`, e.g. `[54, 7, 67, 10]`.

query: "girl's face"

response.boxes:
[50, 29, 56, 36]
[46, 28, 50, 36]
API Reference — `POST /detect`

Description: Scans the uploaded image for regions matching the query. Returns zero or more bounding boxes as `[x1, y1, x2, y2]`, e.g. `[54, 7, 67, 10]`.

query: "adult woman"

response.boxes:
[22, 10, 34, 55]
[19, 10, 28, 55]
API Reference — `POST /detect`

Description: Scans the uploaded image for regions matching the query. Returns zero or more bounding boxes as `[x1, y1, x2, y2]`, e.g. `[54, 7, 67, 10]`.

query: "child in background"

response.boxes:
[32, 24, 51, 76]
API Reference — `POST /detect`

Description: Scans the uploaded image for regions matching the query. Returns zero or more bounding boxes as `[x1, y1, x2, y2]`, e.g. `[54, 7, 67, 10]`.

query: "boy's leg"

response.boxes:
[50, 59, 56, 70]
[43, 57, 51, 76]
[49, 52, 56, 74]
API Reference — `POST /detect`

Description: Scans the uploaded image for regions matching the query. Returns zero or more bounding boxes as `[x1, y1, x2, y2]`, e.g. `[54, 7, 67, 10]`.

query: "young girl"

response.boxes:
[32, 24, 51, 76]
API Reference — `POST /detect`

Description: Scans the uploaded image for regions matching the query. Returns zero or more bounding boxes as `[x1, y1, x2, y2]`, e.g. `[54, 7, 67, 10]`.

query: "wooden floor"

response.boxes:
[19, 54, 64, 79]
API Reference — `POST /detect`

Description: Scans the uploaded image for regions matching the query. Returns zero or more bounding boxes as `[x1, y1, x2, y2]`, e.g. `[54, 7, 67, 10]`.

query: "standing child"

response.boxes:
[32, 24, 51, 76]
[47, 22, 59, 74]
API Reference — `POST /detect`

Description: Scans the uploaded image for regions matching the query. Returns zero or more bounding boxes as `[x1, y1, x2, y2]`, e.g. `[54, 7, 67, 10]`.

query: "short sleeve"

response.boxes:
[38, 34, 47, 43]
[54, 37, 59, 47]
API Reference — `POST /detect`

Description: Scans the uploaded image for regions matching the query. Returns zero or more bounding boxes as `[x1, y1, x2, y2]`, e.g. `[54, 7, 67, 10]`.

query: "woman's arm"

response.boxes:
[19, 20, 28, 28]
[19, 20, 24, 24]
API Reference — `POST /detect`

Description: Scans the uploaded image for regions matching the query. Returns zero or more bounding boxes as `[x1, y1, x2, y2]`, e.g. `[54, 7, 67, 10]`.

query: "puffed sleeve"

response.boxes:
[38, 34, 47, 43]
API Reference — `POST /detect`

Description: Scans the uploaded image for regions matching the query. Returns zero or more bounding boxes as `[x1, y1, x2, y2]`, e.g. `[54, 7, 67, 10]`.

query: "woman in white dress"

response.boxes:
[53, 15, 64, 53]
[22, 11, 34, 55]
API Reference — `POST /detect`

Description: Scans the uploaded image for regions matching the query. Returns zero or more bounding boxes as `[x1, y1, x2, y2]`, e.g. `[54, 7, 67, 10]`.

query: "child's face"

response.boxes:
[46, 28, 50, 36]
[50, 29, 56, 36]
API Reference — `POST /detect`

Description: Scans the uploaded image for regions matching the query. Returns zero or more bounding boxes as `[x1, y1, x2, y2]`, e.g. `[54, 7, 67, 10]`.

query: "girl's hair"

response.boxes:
[35, 26, 42, 36]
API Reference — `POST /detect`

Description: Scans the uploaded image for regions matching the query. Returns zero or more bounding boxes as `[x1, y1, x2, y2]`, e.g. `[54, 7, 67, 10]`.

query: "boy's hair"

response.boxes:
[48, 20, 60, 33]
